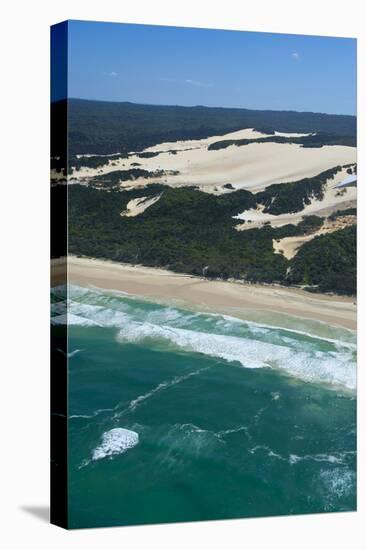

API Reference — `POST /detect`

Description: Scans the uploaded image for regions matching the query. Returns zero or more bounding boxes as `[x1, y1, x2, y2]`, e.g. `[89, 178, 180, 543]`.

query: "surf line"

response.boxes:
[72, 361, 219, 425]
[113, 363, 218, 420]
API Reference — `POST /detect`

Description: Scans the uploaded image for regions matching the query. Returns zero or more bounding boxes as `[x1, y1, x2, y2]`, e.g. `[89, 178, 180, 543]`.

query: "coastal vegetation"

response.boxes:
[90, 169, 178, 189]
[288, 225, 356, 294]
[328, 208, 357, 220]
[208, 133, 356, 150]
[67, 182, 356, 295]
[70, 153, 128, 171]
[51, 100, 356, 296]
[80, 164, 346, 214]
[255, 166, 343, 215]
[68, 150, 163, 172]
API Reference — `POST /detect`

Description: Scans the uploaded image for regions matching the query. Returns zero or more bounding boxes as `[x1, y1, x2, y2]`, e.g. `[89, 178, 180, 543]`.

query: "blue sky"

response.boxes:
[62, 20, 356, 115]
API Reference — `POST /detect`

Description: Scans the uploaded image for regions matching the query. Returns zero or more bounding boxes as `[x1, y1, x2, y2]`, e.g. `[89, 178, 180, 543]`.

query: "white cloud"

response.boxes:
[291, 52, 300, 59]
[159, 77, 213, 88]
[109, 71, 118, 77]
[184, 78, 213, 88]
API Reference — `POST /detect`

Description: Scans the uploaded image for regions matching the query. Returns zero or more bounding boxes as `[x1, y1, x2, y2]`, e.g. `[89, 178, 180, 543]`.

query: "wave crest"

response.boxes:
[116, 321, 355, 390]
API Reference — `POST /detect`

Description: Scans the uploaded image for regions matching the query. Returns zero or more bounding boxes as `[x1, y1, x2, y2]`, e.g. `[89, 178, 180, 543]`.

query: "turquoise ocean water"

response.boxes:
[51, 284, 356, 528]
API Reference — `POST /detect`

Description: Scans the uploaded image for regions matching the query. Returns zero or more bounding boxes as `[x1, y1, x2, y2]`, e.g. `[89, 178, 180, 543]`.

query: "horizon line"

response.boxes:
[55, 96, 356, 118]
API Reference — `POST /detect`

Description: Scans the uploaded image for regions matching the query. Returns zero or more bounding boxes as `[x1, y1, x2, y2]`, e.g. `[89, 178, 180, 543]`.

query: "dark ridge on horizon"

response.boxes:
[51, 98, 356, 157]
[54, 97, 356, 119]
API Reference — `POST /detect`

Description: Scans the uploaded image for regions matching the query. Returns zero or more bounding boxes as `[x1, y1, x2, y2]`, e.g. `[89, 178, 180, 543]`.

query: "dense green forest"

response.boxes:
[66, 184, 356, 295]
[288, 226, 356, 295]
[55, 99, 356, 156]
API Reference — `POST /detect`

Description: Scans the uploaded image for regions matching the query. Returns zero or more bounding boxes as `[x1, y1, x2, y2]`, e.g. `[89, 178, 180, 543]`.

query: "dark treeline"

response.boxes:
[135, 151, 161, 159]
[59, 99, 356, 156]
[82, 165, 346, 214]
[208, 133, 356, 150]
[329, 208, 357, 220]
[68, 151, 162, 172]
[256, 166, 344, 215]
[67, 184, 356, 295]
[90, 169, 179, 189]
[288, 226, 356, 295]
[70, 153, 128, 171]
[273, 216, 324, 239]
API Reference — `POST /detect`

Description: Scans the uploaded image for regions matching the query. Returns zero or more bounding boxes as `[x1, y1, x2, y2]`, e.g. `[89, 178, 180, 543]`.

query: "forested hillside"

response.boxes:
[67, 184, 356, 295]
[60, 99, 356, 156]
[51, 99, 356, 295]
[288, 226, 356, 295]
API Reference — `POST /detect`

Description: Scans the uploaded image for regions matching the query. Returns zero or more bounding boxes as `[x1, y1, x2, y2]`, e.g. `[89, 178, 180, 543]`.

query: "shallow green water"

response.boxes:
[51, 285, 356, 528]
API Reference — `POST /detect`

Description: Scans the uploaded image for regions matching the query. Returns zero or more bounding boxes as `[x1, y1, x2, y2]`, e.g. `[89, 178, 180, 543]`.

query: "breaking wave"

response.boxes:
[115, 321, 355, 389]
[51, 285, 356, 391]
[92, 428, 139, 460]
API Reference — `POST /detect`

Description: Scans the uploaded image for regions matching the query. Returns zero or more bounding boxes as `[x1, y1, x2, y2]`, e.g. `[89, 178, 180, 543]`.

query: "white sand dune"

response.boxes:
[143, 127, 270, 152]
[273, 131, 314, 138]
[235, 167, 356, 230]
[72, 128, 355, 194]
[272, 215, 356, 260]
[121, 194, 161, 217]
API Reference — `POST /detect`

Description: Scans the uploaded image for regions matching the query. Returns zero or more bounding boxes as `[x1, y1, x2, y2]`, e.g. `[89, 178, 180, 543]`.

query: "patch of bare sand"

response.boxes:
[71, 129, 356, 194]
[121, 194, 162, 217]
[273, 215, 356, 260]
[235, 167, 356, 230]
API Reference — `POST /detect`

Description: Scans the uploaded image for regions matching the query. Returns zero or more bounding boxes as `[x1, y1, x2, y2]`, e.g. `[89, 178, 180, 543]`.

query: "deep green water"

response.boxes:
[51, 285, 356, 528]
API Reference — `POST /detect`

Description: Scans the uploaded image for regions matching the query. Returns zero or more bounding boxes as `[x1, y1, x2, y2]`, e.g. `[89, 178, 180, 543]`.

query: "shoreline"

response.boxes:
[52, 257, 356, 331]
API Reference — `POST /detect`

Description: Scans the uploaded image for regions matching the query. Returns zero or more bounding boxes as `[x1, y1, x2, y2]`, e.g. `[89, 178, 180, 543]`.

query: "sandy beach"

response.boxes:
[52, 257, 356, 331]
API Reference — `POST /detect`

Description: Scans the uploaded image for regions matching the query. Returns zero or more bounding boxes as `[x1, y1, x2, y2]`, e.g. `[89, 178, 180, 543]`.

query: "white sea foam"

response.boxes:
[200, 311, 356, 347]
[116, 322, 356, 390]
[51, 313, 100, 326]
[114, 365, 211, 419]
[92, 428, 139, 460]
[52, 284, 356, 390]
[68, 349, 83, 358]
[69, 407, 114, 419]
[242, 318, 356, 350]
[248, 445, 355, 466]
[218, 425, 251, 439]
[271, 392, 281, 401]
[319, 467, 355, 498]
[319, 467, 356, 510]
[289, 453, 345, 465]
[54, 284, 356, 343]
[69, 303, 129, 327]
[51, 303, 129, 328]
